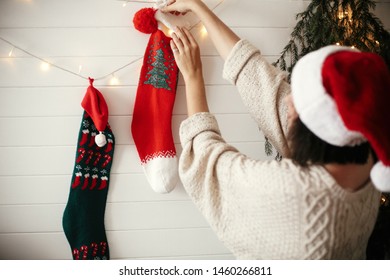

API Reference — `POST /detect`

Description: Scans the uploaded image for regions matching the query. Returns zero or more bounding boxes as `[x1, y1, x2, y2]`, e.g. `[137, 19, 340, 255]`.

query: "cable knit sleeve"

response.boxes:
[223, 40, 291, 157]
[179, 112, 301, 259]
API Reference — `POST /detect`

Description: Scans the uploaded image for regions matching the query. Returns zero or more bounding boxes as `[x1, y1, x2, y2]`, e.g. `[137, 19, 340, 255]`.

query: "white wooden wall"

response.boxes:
[0, 0, 389, 260]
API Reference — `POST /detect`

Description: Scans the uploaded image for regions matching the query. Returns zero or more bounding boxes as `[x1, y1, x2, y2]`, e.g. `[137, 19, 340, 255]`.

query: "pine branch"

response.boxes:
[273, 0, 390, 77]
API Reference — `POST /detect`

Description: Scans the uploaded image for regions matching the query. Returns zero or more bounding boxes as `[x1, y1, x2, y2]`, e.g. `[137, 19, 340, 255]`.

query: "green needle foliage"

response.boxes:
[273, 0, 390, 79]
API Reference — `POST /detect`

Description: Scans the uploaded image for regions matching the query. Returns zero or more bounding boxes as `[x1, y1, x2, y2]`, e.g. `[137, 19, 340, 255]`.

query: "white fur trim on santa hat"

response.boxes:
[291, 45, 366, 147]
[371, 162, 390, 192]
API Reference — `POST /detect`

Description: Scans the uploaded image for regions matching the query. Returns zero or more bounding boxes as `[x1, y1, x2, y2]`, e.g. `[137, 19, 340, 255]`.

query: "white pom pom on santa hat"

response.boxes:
[371, 162, 390, 192]
[291, 45, 390, 192]
[95, 131, 107, 148]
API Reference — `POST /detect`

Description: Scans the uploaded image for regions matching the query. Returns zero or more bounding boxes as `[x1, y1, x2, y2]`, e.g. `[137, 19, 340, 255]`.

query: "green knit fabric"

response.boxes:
[62, 111, 115, 260]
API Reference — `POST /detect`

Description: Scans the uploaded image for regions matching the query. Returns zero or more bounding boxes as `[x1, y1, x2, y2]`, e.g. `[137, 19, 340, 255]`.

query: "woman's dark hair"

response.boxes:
[288, 117, 373, 166]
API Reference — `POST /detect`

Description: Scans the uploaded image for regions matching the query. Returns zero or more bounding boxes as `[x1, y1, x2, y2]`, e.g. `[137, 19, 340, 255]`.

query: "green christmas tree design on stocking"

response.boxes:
[144, 48, 172, 90]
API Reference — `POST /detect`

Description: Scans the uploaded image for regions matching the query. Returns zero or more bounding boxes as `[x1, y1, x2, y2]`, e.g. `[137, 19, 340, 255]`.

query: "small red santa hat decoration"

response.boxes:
[81, 78, 109, 147]
[291, 45, 390, 192]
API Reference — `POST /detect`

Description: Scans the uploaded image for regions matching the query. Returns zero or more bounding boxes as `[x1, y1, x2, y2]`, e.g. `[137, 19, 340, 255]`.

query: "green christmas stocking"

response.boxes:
[63, 78, 115, 260]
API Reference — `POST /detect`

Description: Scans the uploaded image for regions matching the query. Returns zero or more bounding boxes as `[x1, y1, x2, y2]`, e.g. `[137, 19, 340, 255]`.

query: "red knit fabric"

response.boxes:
[133, 8, 158, 34]
[322, 51, 390, 165]
[81, 78, 109, 132]
[131, 29, 178, 165]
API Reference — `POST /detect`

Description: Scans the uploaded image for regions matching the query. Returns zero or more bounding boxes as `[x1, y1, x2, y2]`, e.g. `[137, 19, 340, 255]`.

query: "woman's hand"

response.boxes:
[171, 26, 202, 82]
[163, 0, 239, 60]
[171, 27, 209, 116]
[162, 0, 203, 14]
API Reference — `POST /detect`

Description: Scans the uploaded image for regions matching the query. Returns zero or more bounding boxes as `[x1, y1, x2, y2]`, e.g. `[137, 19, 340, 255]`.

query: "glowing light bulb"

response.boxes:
[40, 62, 50, 71]
[122, 2, 127, 7]
[200, 25, 208, 37]
[336, 42, 341, 46]
[110, 75, 119, 86]
[168, 29, 174, 37]
[8, 47, 14, 57]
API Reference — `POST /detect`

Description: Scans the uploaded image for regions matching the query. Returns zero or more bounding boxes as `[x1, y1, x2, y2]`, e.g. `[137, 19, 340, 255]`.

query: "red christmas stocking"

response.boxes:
[131, 9, 179, 193]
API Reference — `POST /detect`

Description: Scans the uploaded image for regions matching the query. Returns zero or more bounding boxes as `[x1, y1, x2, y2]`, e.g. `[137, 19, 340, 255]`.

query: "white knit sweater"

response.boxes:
[178, 40, 381, 259]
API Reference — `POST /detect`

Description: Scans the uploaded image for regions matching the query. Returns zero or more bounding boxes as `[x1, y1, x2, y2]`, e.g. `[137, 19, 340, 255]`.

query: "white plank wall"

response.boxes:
[0, 0, 389, 260]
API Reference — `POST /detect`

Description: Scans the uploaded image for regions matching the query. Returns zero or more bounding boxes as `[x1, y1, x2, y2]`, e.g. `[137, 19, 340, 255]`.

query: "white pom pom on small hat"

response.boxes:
[291, 45, 390, 192]
[95, 132, 107, 147]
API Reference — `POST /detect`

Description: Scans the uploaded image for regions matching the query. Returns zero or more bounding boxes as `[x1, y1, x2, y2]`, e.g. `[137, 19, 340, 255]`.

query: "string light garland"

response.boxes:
[0, 0, 225, 84]
[0, 35, 144, 82]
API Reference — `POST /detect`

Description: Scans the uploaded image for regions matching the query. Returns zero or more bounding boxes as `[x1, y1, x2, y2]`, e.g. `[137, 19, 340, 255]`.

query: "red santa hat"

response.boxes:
[291, 45, 390, 192]
[81, 78, 109, 147]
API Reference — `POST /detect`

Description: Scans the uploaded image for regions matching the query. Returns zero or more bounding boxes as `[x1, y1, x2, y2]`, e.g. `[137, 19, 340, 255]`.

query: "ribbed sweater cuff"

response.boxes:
[223, 39, 260, 85]
[179, 112, 221, 145]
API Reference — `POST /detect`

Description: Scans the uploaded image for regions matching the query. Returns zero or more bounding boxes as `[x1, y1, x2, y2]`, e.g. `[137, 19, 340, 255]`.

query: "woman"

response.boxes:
[162, 0, 390, 259]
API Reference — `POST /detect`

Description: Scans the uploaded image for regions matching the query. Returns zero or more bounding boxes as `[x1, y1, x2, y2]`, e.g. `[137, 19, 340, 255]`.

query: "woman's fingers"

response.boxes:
[164, 0, 176, 9]
[171, 31, 184, 53]
[161, 0, 190, 14]
[170, 40, 179, 56]
[182, 27, 197, 47]
[174, 27, 191, 49]
[171, 27, 199, 56]
[169, 26, 202, 81]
